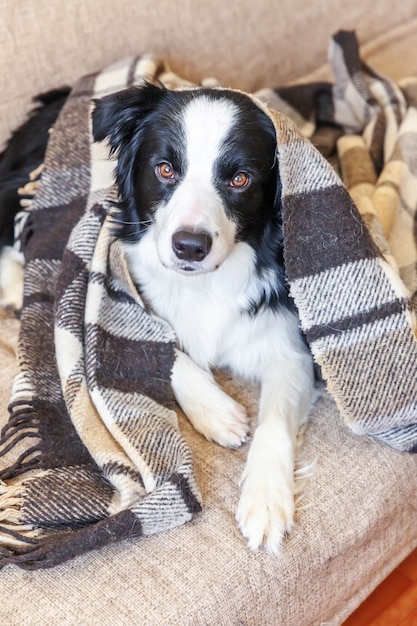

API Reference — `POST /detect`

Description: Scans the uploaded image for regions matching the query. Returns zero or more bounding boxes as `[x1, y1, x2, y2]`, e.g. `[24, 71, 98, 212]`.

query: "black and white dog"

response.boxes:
[92, 83, 315, 554]
[0, 83, 315, 554]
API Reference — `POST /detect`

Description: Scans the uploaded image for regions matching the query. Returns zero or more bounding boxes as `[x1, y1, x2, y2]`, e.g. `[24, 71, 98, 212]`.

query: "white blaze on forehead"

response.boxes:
[151, 94, 240, 273]
[181, 95, 238, 184]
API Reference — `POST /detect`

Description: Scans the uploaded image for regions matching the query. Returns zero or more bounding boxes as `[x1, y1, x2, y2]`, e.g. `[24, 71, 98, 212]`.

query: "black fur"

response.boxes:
[92, 83, 290, 311]
[0, 88, 70, 247]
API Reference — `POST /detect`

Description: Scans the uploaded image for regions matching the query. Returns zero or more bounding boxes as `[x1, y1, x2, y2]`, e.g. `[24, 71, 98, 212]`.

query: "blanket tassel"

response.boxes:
[0, 401, 43, 480]
[0, 482, 41, 549]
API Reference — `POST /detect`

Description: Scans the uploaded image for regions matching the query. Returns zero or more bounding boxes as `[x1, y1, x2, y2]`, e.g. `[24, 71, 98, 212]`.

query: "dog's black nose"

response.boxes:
[172, 230, 213, 262]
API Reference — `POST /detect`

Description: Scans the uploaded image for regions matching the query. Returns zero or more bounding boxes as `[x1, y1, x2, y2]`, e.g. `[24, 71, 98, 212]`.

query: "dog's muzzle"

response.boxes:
[172, 229, 213, 262]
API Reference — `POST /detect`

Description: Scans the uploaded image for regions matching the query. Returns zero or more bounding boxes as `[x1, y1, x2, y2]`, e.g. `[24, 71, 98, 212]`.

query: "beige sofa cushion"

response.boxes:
[2, 0, 417, 149]
[0, 313, 416, 624]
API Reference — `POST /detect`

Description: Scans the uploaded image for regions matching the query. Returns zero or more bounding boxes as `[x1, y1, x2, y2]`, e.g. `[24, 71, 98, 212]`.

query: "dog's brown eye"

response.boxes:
[230, 172, 250, 189]
[156, 162, 176, 181]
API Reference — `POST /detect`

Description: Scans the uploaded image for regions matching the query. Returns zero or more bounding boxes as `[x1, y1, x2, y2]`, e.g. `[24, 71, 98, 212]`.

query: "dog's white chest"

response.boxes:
[125, 235, 303, 379]
[125, 236, 249, 367]
[159, 279, 238, 369]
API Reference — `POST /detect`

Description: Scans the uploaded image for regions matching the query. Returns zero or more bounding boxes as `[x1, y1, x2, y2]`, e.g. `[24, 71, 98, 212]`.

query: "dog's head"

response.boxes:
[92, 83, 281, 275]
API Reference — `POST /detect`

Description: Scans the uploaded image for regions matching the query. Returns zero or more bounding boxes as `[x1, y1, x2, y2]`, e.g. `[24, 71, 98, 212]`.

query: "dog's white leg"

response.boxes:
[171, 349, 249, 448]
[236, 351, 314, 554]
[0, 246, 24, 310]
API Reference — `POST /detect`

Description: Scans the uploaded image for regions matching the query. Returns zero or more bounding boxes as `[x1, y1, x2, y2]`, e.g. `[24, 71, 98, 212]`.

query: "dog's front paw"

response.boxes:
[235, 422, 296, 554]
[236, 470, 295, 555]
[172, 350, 249, 448]
[186, 391, 249, 449]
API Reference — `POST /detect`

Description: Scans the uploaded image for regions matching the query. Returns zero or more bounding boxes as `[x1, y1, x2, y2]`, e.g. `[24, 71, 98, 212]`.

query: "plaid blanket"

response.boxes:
[0, 31, 416, 569]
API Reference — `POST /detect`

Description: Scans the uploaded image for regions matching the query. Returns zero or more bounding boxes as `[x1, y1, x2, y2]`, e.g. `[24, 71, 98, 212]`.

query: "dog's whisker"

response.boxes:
[294, 459, 317, 478]
[108, 213, 153, 228]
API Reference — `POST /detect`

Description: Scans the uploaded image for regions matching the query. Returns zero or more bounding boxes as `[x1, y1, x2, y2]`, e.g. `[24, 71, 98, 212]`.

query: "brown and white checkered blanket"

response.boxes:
[0, 31, 416, 569]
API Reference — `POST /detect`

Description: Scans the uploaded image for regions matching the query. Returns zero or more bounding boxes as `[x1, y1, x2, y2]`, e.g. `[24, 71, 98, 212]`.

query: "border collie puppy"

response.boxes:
[93, 83, 315, 554]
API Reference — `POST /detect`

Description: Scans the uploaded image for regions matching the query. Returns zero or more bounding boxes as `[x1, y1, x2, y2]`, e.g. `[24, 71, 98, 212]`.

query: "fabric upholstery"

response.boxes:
[2, 0, 417, 149]
[0, 344, 416, 623]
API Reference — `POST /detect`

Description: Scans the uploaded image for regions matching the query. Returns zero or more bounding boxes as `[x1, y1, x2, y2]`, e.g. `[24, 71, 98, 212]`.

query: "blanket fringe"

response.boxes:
[0, 525, 40, 550]
[0, 448, 42, 482]
[0, 482, 41, 547]
[17, 164, 43, 203]
[1, 401, 40, 432]
[0, 401, 42, 480]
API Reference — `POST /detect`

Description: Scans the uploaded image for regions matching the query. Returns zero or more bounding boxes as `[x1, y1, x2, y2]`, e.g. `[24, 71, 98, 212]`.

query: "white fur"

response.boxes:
[171, 349, 249, 448]
[126, 228, 314, 554]
[0, 246, 24, 310]
[154, 98, 239, 273]
[124, 95, 315, 554]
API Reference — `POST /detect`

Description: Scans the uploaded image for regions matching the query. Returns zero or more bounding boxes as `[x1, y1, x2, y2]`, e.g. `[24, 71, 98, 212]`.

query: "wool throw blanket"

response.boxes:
[0, 31, 416, 569]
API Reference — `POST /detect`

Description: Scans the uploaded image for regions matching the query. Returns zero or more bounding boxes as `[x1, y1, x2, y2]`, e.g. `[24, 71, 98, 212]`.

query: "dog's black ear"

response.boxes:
[92, 82, 166, 150]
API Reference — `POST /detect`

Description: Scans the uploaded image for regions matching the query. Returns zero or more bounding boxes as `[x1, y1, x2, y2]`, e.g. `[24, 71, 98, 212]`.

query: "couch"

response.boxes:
[1, 1, 417, 624]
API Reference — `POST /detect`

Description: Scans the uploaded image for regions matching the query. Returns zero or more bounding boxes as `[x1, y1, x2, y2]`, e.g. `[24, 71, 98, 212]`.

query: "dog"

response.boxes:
[0, 82, 315, 553]
[92, 83, 316, 554]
